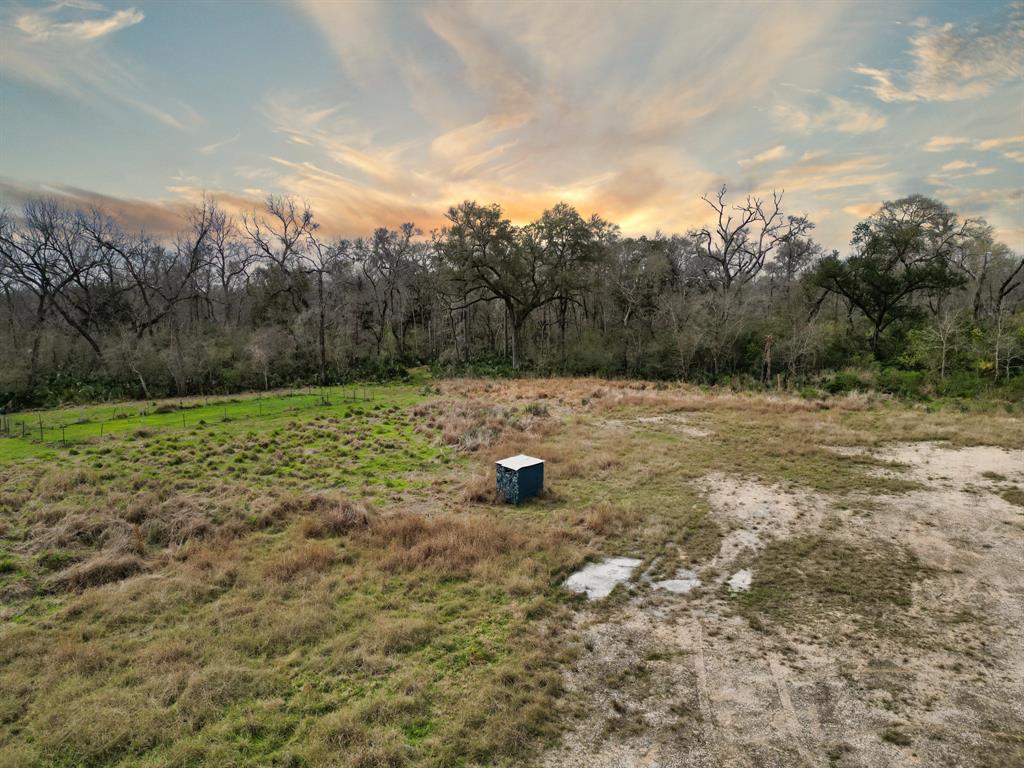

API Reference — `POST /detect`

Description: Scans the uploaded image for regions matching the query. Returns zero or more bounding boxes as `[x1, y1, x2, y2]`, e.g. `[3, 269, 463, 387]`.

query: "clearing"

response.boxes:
[0, 379, 1021, 767]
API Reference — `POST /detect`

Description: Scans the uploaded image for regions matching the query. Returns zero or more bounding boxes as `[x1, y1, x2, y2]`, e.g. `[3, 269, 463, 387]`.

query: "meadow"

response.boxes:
[0, 379, 1021, 768]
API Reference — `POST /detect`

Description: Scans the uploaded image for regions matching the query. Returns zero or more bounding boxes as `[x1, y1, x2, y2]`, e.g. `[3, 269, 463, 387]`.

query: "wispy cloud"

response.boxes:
[15, 5, 143, 41]
[853, 9, 1024, 102]
[975, 134, 1024, 152]
[928, 159, 999, 185]
[276, 0, 848, 235]
[923, 136, 972, 152]
[0, 2, 197, 130]
[924, 133, 1024, 165]
[774, 94, 887, 134]
[738, 145, 788, 168]
[2, 1, 1020, 252]
[199, 134, 241, 156]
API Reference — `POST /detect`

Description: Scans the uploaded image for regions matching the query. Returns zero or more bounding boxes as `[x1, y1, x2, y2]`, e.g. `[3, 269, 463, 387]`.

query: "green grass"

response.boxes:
[0, 385, 420, 463]
[0, 383, 586, 768]
[0, 378, 1019, 767]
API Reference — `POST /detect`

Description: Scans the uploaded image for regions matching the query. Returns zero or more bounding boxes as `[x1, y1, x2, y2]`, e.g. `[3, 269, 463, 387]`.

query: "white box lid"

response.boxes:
[496, 454, 544, 470]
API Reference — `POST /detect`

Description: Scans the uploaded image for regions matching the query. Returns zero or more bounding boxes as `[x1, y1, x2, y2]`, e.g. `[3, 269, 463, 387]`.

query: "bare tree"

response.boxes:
[360, 224, 418, 360]
[302, 223, 342, 384]
[692, 186, 812, 290]
[206, 204, 253, 325]
[244, 196, 317, 314]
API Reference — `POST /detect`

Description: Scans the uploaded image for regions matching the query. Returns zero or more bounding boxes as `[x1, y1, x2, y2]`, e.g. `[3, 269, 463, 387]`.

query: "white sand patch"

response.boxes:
[700, 473, 825, 570]
[727, 569, 752, 592]
[880, 442, 1024, 485]
[653, 568, 702, 593]
[564, 557, 643, 600]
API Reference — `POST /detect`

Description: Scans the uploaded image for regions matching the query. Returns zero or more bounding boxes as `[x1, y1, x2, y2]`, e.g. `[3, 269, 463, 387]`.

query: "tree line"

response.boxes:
[1, 188, 1021, 407]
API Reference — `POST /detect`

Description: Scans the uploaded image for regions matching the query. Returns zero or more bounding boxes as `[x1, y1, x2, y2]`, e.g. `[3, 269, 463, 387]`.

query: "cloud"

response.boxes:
[738, 145, 788, 168]
[941, 160, 975, 172]
[975, 134, 1024, 151]
[15, 5, 143, 41]
[853, 10, 1024, 102]
[774, 94, 887, 134]
[0, 2, 197, 130]
[0, 176, 192, 235]
[756, 154, 893, 195]
[273, 2, 850, 237]
[842, 202, 880, 218]
[924, 133, 1024, 165]
[199, 134, 241, 156]
[923, 136, 971, 152]
[928, 159, 1002, 186]
[10, 1, 1019, 254]
[937, 187, 1024, 251]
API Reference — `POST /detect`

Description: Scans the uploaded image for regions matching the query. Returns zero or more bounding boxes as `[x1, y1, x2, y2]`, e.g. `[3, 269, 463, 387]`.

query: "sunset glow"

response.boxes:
[2, 1, 1022, 249]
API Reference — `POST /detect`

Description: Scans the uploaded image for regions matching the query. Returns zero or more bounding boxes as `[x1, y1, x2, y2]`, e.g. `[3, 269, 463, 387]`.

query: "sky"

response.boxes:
[1, 0, 1022, 252]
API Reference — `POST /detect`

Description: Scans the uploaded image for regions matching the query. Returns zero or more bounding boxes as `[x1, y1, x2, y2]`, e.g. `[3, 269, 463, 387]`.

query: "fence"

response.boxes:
[0, 386, 377, 450]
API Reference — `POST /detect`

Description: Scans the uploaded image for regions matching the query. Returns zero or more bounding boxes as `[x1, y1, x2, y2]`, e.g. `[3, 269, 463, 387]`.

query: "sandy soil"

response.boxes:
[543, 442, 1024, 768]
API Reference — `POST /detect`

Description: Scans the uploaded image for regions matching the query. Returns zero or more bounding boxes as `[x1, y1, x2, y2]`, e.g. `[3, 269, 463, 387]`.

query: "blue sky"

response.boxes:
[1, 0, 1021, 251]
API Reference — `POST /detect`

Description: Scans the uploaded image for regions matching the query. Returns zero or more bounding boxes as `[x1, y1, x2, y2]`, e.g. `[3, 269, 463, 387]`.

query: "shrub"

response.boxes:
[823, 370, 865, 394]
[876, 368, 925, 399]
[461, 472, 500, 504]
[935, 372, 984, 399]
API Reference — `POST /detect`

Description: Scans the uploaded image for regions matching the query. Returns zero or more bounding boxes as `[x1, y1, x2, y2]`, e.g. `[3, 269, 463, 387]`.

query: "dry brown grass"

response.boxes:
[175, 664, 271, 730]
[573, 503, 640, 537]
[538, 444, 620, 480]
[460, 471, 501, 504]
[300, 498, 372, 538]
[369, 616, 437, 655]
[35, 467, 97, 501]
[265, 542, 337, 581]
[439, 377, 880, 417]
[54, 552, 146, 590]
[367, 513, 527, 577]
[413, 396, 558, 456]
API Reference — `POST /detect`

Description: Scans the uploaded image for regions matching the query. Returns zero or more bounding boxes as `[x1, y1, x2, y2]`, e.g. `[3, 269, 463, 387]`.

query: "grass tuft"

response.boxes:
[54, 552, 145, 590]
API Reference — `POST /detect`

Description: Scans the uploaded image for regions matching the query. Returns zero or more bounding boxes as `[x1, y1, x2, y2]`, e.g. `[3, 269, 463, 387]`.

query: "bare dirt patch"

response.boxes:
[545, 440, 1024, 767]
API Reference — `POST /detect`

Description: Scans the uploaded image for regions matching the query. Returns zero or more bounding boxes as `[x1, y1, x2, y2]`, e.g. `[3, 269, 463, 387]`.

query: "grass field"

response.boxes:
[0, 379, 1022, 767]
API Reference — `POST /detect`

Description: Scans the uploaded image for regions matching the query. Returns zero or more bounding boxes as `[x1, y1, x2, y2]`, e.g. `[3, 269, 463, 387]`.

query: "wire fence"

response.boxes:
[0, 386, 378, 449]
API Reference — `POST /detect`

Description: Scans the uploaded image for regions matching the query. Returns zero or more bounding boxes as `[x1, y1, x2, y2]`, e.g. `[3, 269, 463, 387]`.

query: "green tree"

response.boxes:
[811, 196, 972, 356]
[437, 201, 604, 370]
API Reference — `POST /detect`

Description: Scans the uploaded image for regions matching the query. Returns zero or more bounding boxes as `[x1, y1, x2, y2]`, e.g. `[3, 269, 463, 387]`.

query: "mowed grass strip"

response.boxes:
[0, 384, 425, 462]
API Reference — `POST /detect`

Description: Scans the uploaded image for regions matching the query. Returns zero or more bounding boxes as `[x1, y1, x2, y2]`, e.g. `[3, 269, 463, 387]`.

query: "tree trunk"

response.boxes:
[317, 273, 327, 384]
[761, 335, 774, 385]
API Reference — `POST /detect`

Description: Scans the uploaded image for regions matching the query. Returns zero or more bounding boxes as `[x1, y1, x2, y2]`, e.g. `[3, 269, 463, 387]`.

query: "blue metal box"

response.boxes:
[496, 454, 544, 504]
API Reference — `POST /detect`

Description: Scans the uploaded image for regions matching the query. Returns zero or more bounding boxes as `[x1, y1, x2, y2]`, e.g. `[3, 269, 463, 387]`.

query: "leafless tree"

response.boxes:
[692, 186, 812, 290]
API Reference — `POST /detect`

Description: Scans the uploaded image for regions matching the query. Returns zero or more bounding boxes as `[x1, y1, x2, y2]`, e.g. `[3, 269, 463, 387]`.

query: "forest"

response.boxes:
[1, 189, 1022, 408]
